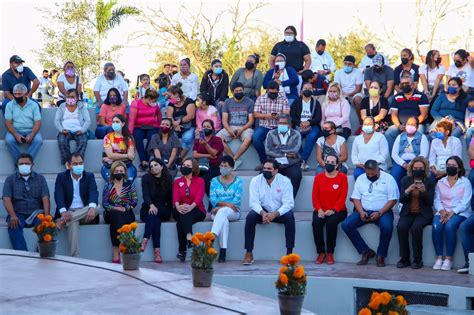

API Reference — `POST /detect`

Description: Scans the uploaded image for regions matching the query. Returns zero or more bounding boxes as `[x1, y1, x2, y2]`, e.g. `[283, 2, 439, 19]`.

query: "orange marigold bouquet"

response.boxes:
[191, 232, 217, 269]
[33, 214, 57, 242]
[358, 291, 408, 315]
[275, 253, 307, 296]
[117, 222, 141, 254]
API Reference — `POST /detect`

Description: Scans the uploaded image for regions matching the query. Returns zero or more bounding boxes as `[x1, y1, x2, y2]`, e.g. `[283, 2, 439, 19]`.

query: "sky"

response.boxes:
[1, 0, 473, 87]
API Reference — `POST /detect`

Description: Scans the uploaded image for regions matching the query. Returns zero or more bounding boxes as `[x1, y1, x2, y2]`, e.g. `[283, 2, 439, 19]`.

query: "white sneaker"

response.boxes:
[433, 258, 443, 270]
[441, 259, 452, 271]
[233, 159, 242, 170]
[301, 162, 309, 171]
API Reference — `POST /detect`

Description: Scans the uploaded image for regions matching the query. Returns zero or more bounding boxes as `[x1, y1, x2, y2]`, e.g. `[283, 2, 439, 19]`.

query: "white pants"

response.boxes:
[211, 207, 240, 249]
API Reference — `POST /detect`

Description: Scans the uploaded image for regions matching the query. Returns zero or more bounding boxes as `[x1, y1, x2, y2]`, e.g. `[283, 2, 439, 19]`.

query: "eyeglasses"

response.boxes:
[368, 182, 374, 194]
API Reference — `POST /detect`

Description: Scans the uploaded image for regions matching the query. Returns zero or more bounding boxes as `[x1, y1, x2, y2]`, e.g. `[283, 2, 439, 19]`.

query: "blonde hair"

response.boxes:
[110, 161, 128, 182]
[407, 156, 429, 178]
[326, 82, 342, 103]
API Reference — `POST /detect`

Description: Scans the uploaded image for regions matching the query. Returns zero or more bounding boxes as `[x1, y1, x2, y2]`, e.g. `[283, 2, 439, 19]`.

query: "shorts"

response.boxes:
[216, 126, 254, 142]
[346, 93, 364, 104]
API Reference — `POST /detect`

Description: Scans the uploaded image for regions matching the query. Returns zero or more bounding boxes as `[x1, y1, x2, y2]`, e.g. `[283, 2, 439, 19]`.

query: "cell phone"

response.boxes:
[322, 64, 329, 71]
[20, 137, 27, 144]
[199, 130, 205, 139]
[414, 179, 422, 184]
[275, 65, 280, 71]
[271, 112, 278, 116]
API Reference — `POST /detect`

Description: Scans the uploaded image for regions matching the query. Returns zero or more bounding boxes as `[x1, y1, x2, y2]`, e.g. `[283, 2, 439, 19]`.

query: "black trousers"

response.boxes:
[200, 165, 220, 196]
[104, 210, 135, 247]
[279, 163, 302, 198]
[244, 210, 295, 252]
[397, 213, 432, 261]
[172, 207, 206, 252]
[140, 205, 172, 248]
[312, 211, 347, 254]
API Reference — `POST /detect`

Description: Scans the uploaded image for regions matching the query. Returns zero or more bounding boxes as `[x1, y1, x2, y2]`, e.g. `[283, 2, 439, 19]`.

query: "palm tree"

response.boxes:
[92, 0, 140, 69]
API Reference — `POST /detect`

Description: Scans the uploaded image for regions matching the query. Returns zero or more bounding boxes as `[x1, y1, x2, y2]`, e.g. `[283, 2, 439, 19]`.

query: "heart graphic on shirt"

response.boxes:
[333, 184, 339, 189]
[179, 182, 184, 187]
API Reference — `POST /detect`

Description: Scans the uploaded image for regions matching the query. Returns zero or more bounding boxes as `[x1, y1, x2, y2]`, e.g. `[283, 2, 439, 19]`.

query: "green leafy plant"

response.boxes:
[190, 232, 217, 269]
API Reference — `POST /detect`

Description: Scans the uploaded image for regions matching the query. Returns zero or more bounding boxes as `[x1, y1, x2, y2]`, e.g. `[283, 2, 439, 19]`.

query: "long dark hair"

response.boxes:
[104, 88, 122, 105]
[112, 114, 133, 148]
[148, 158, 172, 195]
[159, 118, 174, 139]
[448, 77, 467, 103]
[425, 50, 440, 69]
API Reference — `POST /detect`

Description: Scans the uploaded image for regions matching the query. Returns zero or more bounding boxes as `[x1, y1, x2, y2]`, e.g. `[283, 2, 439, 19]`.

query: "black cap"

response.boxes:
[344, 55, 356, 64]
[364, 159, 379, 170]
[10, 55, 25, 63]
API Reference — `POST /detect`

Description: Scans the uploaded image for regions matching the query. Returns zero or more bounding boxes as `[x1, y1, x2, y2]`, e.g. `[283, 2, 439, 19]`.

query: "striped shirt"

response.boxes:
[102, 181, 138, 212]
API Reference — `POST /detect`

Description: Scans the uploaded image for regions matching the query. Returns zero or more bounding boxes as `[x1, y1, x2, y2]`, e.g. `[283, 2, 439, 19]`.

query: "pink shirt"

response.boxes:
[434, 177, 472, 218]
[173, 176, 206, 213]
[99, 104, 127, 126]
[321, 98, 351, 129]
[195, 105, 221, 131]
[128, 99, 162, 132]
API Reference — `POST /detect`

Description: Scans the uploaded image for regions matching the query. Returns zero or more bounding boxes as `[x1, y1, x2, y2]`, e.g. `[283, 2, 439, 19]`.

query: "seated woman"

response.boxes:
[230, 53, 264, 101]
[172, 158, 206, 262]
[128, 89, 161, 170]
[140, 158, 172, 263]
[315, 121, 348, 174]
[429, 120, 462, 181]
[195, 93, 222, 133]
[321, 83, 351, 140]
[102, 161, 138, 263]
[95, 88, 127, 139]
[209, 156, 242, 263]
[351, 117, 389, 180]
[432, 156, 472, 271]
[391, 116, 429, 188]
[54, 88, 90, 165]
[397, 157, 435, 269]
[148, 118, 180, 174]
[102, 114, 137, 182]
[360, 80, 389, 134]
[200, 59, 229, 108]
[192, 119, 224, 195]
[312, 154, 348, 265]
[430, 77, 468, 138]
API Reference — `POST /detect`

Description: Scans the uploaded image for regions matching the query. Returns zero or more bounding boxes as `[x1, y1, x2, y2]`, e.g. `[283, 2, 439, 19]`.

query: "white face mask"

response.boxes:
[284, 35, 295, 42]
[275, 61, 286, 70]
[16, 65, 24, 73]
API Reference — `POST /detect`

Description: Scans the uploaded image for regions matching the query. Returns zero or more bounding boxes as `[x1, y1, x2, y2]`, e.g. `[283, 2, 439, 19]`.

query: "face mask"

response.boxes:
[268, 92, 278, 100]
[401, 85, 412, 94]
[368, 88, 379, 97]
[180, 166, 193, 176]
[275, 61, 286, 69]
[362, 125, 374, 134]
[321, 129, 331, 137]
[277, 125, 288, 133]
[213, 67, 223, 75]
[284, 35, 294, 42]
[367, 174, 379, 182]
[169, 97, 178, 105]
[367, 54, 375, 59]
[328, 91, 338, 100]
[109, 96, 118, 104]
[111, 122, 122, 132]
[66, 98, 76, 105]
[14, 96, 24, 103]
[302, 90, 312, 98]
[374, 66, 383, 72]
[203, 128, 213, 136]
[262, 170, 274, 180]
[454, 61, 463, 68]
[447, 86, 458, 95]
[72, 165, 84, 175]
[16, 65, 24, 73]
[325, 163, 335, 173]
[317, 50, 324, 56]
[468, 106, 474, 113]
[220, 167, 231, 177]
[65, 68, 75, 77]
[161, 126, 170, 133]
[433, 131, 445, 140]
[234, 92, 244, 100]
[106, 72, 116, 79]
[401, 58, 409, 65]
[245, 61, 254, 70]
[405, 125, 417, 134]
[413, 169, 425, 178]
[113, 173, 125, 181]
[343, 66, 353, 73]
[18, 164, 31, 175]
[446, 166, 458, 177]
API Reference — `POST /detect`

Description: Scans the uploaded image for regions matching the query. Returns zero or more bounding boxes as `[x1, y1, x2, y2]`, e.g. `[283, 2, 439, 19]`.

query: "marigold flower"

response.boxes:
[204, 231, 215, 242]
[388, 311, 399, 315]
[280, 255, 289, 265]
[119, 244, 127, 253]
[293, 265, 305, 279]
[287, 253, 301, 265]
[207, 247, 217, 255]
[36, 225, 43, 232]
[279, 273, 288, 286]
[396, 295, 407, 306]
[121, 225, 131, 233]
[37, 213, 45, 221]
[50, 222, 56, 228]
[379, 292, 392, 305]
[41, 221, 49, 227]
[130, 222, 138, 230]
[43, 234, 52, 242]
[45, 215, 53, 222]
[191, 236, 201, 246]
[280, 266, 288, 274]
[117, 228, 123, 233]
[195, 232, 205, 241]
[368, 296, 381, 310]
[205, 240, 212, 247]
[358, 308, 371, 315]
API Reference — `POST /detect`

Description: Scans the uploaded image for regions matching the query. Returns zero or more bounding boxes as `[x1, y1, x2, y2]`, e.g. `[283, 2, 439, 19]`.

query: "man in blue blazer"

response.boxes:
[54, 153, 99, 257]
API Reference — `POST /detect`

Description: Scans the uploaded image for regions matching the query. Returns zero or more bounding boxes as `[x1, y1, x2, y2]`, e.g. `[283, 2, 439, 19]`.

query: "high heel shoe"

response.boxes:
[218, 248, 226, 263]
[154, 248, 163, 263]
[141, 238, 149, 252]
[176, 251, 186, 262]
[112, 255, 121, 264]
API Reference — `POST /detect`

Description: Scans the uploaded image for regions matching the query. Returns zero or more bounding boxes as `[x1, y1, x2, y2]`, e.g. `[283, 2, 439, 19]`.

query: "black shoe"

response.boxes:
[397, 258, 411, 268]
[357, 249, 375, 265]
[457, 262, 469, 274]
[176, 251, 186, 262]
[187, 240, 193, 249]
[287, 248, 293, 255]
[412, 260, 424, 269]
[218, 248, 226, 263]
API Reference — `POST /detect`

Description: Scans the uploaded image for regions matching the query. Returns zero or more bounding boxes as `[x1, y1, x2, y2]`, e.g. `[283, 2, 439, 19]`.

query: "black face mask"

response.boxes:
[14, 96, 24, 104]
[106, 72, 116, 79]
[113, 173, 125, 181]
[367, 174, 379, 182]
[181, 166, 193, 176]
[412, 169, 425, 178]
[401, 85, 412, 94]
[325, 163, 336, 173]
[317, 50, 324, 56]
[268, 92, 278, 100]
[321, 129, 332, 137]
[454, 61, 463, 68]
[262, 170, 274, 180]
[245, 61, 254, 70]
[234, 92, 244, 100]
[203, 128, 213, 136]
[446, 166, 458, 177]
[374, 66, 383, 72]
[302, 90, 312, 98]
[401, 58, 409, 65]
[367, 54, 375, 59]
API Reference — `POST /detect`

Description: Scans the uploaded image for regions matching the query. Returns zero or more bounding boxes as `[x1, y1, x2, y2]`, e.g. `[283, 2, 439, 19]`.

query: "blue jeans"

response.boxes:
[252, 126, 272, 163]
[5, 131, 43, 163]
[7, 213, 41, 251]
[315, 164, 348, 175]
[353, 166, 365, 181]
[460, 216, 474, 262]
[179, 127, 195, 151]
[95, 125, 113, 139]
[101, 164, 137, 183]
[342, 210, 394, 257]
[465, 127, 474, 147]
[385, 124, 425, 152]
[391, 161, 410, 189]
[287, 98, 296, 107]
[299, 126, 320, 162]
[432, 214, 466, 257]
[133, 128, 159, 162]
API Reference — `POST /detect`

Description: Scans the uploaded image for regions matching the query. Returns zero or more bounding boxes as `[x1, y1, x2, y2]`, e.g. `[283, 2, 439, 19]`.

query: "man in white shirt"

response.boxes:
[54, 154, 99, 257]
[359, 44, 389, 73]
[334, 55, 364, 115]
[341, 160, 399, 267]
[243, 159, 295, 265]
[310, 39, 336, 80]
[93, 62, 129, 108]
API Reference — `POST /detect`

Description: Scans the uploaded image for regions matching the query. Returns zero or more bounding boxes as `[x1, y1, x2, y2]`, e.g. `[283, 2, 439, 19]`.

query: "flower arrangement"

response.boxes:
[358, 291, 408, 315]
[117, 222, 141, 254]
[191, 232, 217, 269]
[33, 214, 57, 242]
[275, 253, 307, 296]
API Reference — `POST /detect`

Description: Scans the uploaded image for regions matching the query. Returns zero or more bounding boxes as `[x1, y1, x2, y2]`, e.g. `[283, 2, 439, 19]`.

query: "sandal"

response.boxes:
[141, 238, 149, 252]
[154, 248, 163, 263]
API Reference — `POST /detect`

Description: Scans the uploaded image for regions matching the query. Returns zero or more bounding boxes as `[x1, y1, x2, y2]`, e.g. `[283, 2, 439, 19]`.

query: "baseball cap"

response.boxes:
[10, 55, 25, 63]
[372, 54, 384, 66]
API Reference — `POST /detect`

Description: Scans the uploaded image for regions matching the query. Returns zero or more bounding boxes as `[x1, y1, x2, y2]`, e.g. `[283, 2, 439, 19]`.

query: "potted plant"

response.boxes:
[276, 253, 307, 315]
[33, 213, 58, 258]
[358, 291, 408, 315]
[117, 222, 142, 270]
[190, 231, 218, 287]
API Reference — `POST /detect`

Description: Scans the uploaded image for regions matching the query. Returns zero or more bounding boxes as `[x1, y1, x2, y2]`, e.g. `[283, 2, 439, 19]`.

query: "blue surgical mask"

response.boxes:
[18, 164, 31, 175]
[447, 86, 458, 95]
[468, 106, 474, 113]
[362, 125, 374, 134]
[112, 122, 122, 132]
[433, 131, 445, 140]
[213, 67, 223, 75]
[278, 125, 289, 134]
[72, 165, 84, 175]
[343, 66, 353, 73]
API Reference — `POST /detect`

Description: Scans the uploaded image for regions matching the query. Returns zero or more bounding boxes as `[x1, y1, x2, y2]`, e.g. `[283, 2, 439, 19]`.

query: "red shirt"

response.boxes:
[193, 136, 224, 166]
[173, 176, 206, 213]
[312, 172, 348, 212]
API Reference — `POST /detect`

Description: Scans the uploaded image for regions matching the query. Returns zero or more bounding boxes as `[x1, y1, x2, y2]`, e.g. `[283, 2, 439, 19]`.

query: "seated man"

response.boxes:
[265, 113, 302, 198]
[217, 82, 255, 170]
[243, 159, 295, 265]
[364, 54, 394, 99]
[333, 55, 364, 121]
[3, 153, 50, 251]
[4, 83, 43, 164]
[342, 159, 399, 267]
[54, 153, 99, 257]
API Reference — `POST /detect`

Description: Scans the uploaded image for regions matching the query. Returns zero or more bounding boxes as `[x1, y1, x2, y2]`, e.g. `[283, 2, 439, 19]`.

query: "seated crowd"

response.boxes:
[1, 25, 474, 273]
